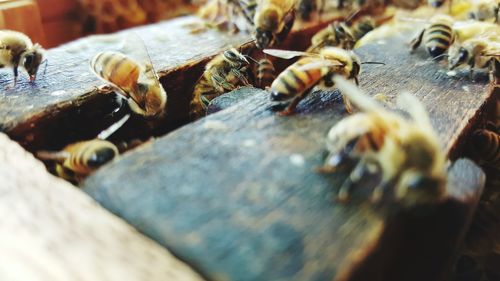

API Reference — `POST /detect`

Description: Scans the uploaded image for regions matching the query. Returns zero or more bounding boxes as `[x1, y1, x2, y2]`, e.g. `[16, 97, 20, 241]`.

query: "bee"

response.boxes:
[317, 76, 447, 204]
[410, 14, 456, 58]
[264, 47, 363, 115]
[37, 140, 119, 182]
[190, 48, 250, 119]
[467, 0, 499, 23]
[253, 0, 296, 49]
[448, 37, 500, 81]
[254, 57, 276, 88]
[308, 21, 357, 52]
[427, 0, 446, 8]
[90, 50, 167, 117]
[307, 11, 393, 52]
[0, 30, 45, 85]
[469, 128, 500, 168]
[298, 0, 326, 21]
[36, 114, 129, 183]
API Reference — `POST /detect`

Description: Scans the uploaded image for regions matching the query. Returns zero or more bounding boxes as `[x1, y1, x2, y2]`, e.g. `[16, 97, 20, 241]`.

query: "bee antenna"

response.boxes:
[97, 114, 131, 140]
[244, 55, 259, 64]
[361, 61, 385, 65]
[432, 54, 448, 61]
[345, 9, 363, 24]
[41, 59, 48, 76]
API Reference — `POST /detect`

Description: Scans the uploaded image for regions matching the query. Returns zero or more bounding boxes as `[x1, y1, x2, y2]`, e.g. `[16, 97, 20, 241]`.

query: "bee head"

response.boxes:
[298, 0, 316, 20]
[397, 170, 446, 206]
[141, 82, 168, 117]
[449, 47, 469, 70]
[256, 28, 274, 49]
[428, 0, 444, 7]
[22, 44, 44, 81]
[396, 132, 446, 205]
[255, 7, 281, 48]
[223, 48, 249, 66]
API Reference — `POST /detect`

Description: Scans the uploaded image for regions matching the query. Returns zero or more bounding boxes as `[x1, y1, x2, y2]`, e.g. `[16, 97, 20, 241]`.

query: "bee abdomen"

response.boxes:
[472, 129, 500, 167]
[424, 23, 453, 57]
[91, 51, 140, 90]
[256, 58, 276, 88]
[64, 140, 118, 175]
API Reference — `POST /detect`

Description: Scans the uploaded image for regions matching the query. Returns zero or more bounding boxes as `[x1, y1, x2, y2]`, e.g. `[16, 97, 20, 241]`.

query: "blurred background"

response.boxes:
[0, 0, 199, 48]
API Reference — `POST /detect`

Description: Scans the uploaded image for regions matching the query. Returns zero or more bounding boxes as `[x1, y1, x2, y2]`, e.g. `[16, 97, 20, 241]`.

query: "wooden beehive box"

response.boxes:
[0, 8, 497, 281]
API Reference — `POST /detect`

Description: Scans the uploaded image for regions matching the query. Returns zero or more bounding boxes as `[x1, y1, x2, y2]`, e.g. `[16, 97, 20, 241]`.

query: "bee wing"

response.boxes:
[120, 32, 161, 84]
[263, 49, 320, 59]
[36, 150, 71, 163]
[295, 60, 345, 72]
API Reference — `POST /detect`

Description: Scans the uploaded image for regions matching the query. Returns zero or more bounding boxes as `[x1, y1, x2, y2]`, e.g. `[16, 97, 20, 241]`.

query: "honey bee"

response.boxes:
[90, 50, 167, 117]
[318, 76, 447, 204]
[190, 48, 250, 119]
[298, 0, 326, 21]
[0, 30, 45, 85]
[264, 47, 363, 115]
[254, 57, 276, 88]
[307, 11, 393, 52]
[410, 14, 456, 59]
[427, 0, 446, 8]
[253, 0, 296, 49]
[448, 37, 500, 81]
[467, 0, 499, 23]
[308, 21, 357, 52]
[36, 114, 129, 183]
[470, 128, 500, 168]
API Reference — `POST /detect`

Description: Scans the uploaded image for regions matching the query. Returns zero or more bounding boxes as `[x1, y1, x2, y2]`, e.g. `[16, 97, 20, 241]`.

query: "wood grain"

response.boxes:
[0, 15, 329, 153]
[0, 132, 205, 281]
[82, 28, 493, 280]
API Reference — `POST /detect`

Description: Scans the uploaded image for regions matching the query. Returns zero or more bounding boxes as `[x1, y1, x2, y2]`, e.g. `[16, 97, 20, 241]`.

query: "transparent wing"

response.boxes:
[120, 32, 161, 85]
[263, 49, 320, 59]
[295, 60, 345, 71]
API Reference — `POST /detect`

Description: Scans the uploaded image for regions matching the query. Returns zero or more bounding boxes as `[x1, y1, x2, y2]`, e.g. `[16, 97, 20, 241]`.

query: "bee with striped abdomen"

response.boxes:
[36, 114, 129, 183]
[0, 30, 45, 85]
[190, 48, 250, 119]
[254, 57, 276, 88]
[467, 0, 499, 23]
[90, 49, 167, 118]
[38, 140, 119, 183]
[470, 128, 500, 168]
[253, 0, 296, 49]
[264, 47, 364, 115]
[317, 77, 446, 204]
[307, 11, 393, 52]
[410, 14, 456, 59]
[448, 37, 500, 81]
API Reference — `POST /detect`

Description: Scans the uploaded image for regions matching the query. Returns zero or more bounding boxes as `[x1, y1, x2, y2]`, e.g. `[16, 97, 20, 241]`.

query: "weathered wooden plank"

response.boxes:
[83, 88, 484, 280]
[83, 28, 493, 280]
[0, 132, 205, 281]
[0, 15, 330, 153]
[0, 16, 250, 149]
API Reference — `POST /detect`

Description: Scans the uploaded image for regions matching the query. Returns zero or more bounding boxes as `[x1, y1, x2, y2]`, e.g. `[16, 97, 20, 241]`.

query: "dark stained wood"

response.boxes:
[0, 132, 205, 281]
[0, 16, 250, 151]
[83, 28, 494, 280]
[83, 87, 484, 281]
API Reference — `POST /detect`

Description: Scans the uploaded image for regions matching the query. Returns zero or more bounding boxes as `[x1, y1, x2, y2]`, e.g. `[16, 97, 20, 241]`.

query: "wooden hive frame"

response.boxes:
[0, 7, 497, 280]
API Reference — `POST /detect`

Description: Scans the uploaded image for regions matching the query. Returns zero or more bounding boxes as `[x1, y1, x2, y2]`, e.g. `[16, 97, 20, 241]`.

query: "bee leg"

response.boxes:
[230, 68, 250, 86]
[468, 59, 476, 82]
[488, 58, 498, 83]
[276, 10, 296, 43]
[409, 29, 425, 52]
[337, 160, 367, 202]
[371, 181, 388, 203]
[315, 151, 351, 174]
[12, 65, 19, 87]
[343, 95, 354, 114]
